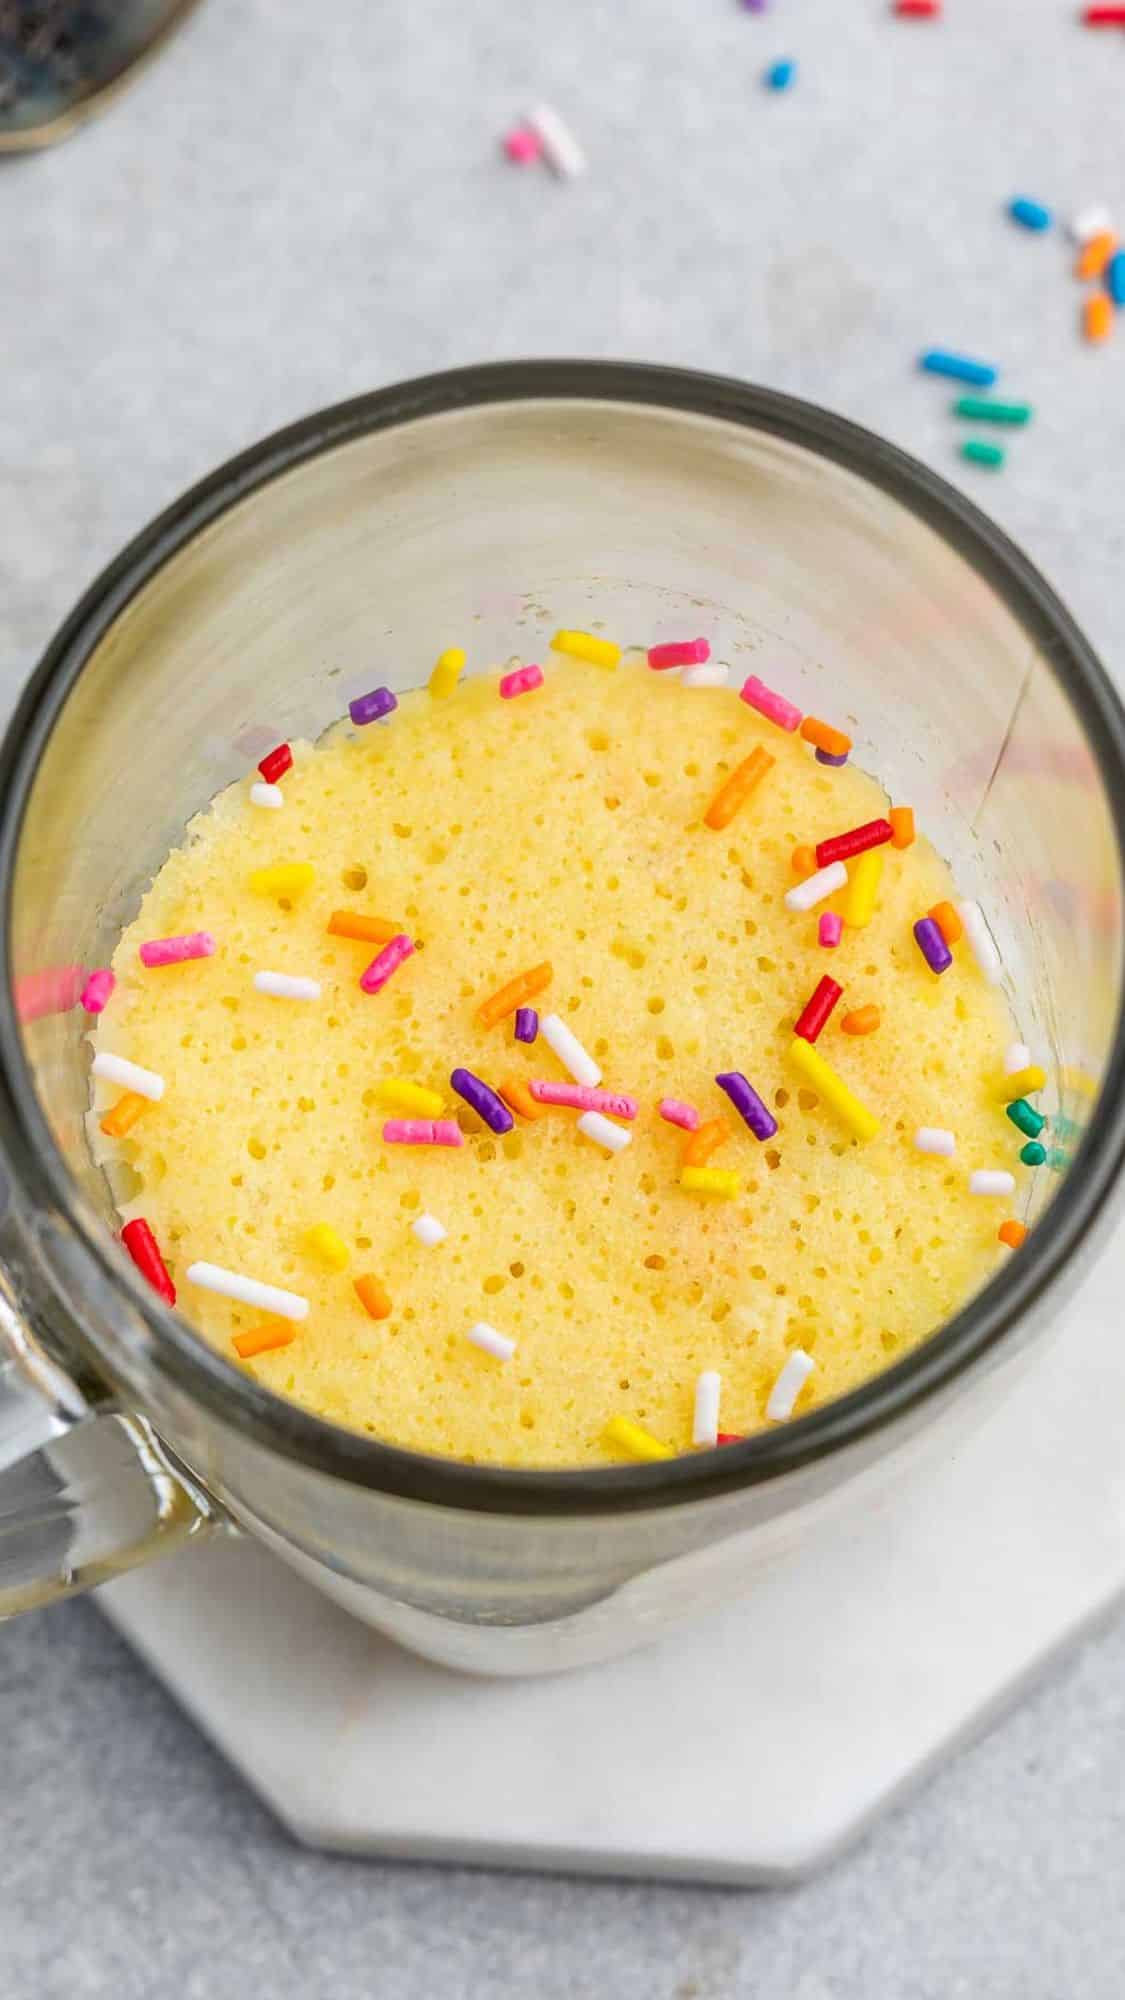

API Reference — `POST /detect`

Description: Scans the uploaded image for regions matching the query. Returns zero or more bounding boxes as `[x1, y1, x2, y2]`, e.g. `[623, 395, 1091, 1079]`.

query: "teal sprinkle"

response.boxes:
[1007, 1098, 1046, 1138]
[1020, 1141, 1047, 1168]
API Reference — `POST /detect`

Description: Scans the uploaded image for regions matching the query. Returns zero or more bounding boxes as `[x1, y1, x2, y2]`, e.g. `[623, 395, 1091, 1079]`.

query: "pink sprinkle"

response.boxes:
[659, 1098, 701, 1131]
[80, 968, 116, 1014]
[818, 912, 843, 948]
[647, 638, 711, 671]
[503, 127, 542, 163]
[383, 1118, 464, 1147]
[360, 934, 415, 995]
[528, 1080, 638, 1118]
[499, 663, 544, 700]
[740, 674, 802, 733]
[138, 931, 216, 969]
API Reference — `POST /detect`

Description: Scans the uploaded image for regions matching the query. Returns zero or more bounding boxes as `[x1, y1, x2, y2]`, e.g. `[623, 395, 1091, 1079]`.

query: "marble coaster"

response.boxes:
[102, 1223, 1125, 1883]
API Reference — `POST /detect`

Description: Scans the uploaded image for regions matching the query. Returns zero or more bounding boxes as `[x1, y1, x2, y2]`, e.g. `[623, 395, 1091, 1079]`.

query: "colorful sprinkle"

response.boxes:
[1085, 293, 1114, 343]
[739, 673, 802, 732]
[843, 848, 883, 929]
[1008, 196, 1052, 232]
[791, 843, 818, 877]
[451, 1067, 515, 1134]
[258, 743, 293, 784]
[412, 1213, 448, 1247]
[186, 1260, 309, 1321]
[787, 1038, 880, 1143]
[815, 818, 894, 869]
[793, 975, 843, 1044]
[1006, 1098, 1046, 1139]
[349, 686, 398, 726]
[819, 911, 843, 949]
[764, 57, 796, 89]
[430, 647, 466, 697]
[577, 1110, 632, 1154]
[715, 1070, 778, 1140]
[919, 350, 998, 386]
[550, 628, 618, 667]
[894, 0, 941, 15]
[354, 1274, 392, 1320]
[889, 806, 916, 849]
[514, 1006, 539, 1044]
[1107, 251, 1125, 305]
[92, 1052, 165, 1102]
[305, 1224, 350, 1270]
[703, 745, 775, 830]
[80, 968, 115, 1014]
[499, 662, 544, 699]
[953, 396, 1032, 426]
[928, 900, 963, 946]
[915, 1127, 956, 1156]
[682, 1115, 732, 1167]
[139, 931, 216, 968]
[233, 1323, 295, 1359]
[692, 1370, 722, 1447]
[659, 1098, 701, 1131]
[253, 971, 322, 1001]
[327, 910, 400, 944]
[816, 748, 850, 768]
[1070, 204, 1113, 242]
[799, 716, 852, 759]
[1077, 230, 1117, 280]
[248, 863, 315, 898]
[497, 1075, 548, 1121]
[382, 1118, 464, 1146]
[250, 783, 284, 809]
[526, 103, 587, 178]
[503, 126, 541, 164]
[959, 900, 1004, 984]
[841, 1005, 881, 1036]
[680, 1166, 742, 1198]
[604, 1416, 673, 1461]
[962, 441, 1005, 470]
[478, 961, 553, 1028]
[998, 1220, 1028, 1249]
[1005, 1041, 1032, 1074]
[648, 638, 711, 671]
[766, 1350, 814, 1421]
[784, 860, 848, 913]
[376, 1078, 445, 1118]
[540, 1011, 601, 1087]
[1020, 1141, 1047, 1168]
[529, 1081, 638, 1118]
[969, 1169, 1016, 1197]
[99, 1091, 149, 1139]
[680, 662, 731, 689]
[121, 1218, 176, 1305]
[360, 934, 415, 995]
[466, 1319, 516, 1361]
[994, 1064, 1047, 1100]
[914, 916, 953, 975]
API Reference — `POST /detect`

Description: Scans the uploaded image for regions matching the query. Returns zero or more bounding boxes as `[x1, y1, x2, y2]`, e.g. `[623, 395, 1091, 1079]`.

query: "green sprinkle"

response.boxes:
[953, 396, 1032, 425]
[1020, 1141, 1047, 1167]
[1007, 1097, 1046, 1138]
[961, 440, 1006, 469]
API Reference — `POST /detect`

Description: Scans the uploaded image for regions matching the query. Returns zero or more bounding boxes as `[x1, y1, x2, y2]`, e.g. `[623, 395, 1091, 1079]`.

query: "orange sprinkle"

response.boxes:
[889, 806, 915, 849]
[99, 1091, 149, 1139]
[998, 1220, 1028, 1250]
[929, 900, 963, 946]
[478, 960, 553, 1029]
[498, 1075, 549, 1121]
[1085, 293, 1113, 344]
[841, 1004, 881, 1036]
[799, 716, 853, 758]
[704, 746, 775, 832]
[327, 910, 400, 944]
[354, 1274, 392, 1320]
[791, 843, 817, 877]
[233, 1323, 296, 1360]
[682, 1115, 732, 1167]
[1076, 230, 1116, 281]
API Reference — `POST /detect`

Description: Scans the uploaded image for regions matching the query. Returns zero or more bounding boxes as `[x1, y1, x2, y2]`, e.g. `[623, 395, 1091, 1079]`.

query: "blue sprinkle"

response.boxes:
[1107, 250, 1125, 305]
[919, 349, 999, 387]
[1008, 196, 1053, 232]
[764, 58, 796, 90]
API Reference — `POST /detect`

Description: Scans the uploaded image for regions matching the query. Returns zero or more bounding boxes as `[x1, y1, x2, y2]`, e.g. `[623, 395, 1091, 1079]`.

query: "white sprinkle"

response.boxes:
[958, 900, 1003, 984]
[540, 1011, 602, 1087]
[784, 860, 848, 913]
[250, 783, 284, 809]
[680, 662, 731, 689]
[1070, 204, 1113, 244]
[692, 1369, 721, 1447]
[1005, 1041, 1032, 1075]
[969, 1169, 1016, 1197]
[466, 1320, 516, 1362]
[253, 971, 322, 1001]
[412, 1213, 447, 1247]
[91, 1052, 165, 1102]
[914, 1127, 956, 1157]
[577, 1109, 632, 1154]
[186, 1261, 309, 1321]
[527, 102, 586, 178]
[766, 1350, 815, 1422]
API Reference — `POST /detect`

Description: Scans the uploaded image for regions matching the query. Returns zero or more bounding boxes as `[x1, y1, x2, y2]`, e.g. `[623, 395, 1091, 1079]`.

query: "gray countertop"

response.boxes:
[4, 0, 1125, 1992]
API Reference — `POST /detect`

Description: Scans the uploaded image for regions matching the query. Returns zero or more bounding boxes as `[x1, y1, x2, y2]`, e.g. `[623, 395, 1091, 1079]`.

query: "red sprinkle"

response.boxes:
[1084, 4, 1125, 20]
[717, 1433, 744, 1446]
[794, 975, 843, 1044]
[258, 743, 293, 785]
[815, 818, 894, 869]
[121, 1218, 176, 1305]
[894, 0, 940, 14]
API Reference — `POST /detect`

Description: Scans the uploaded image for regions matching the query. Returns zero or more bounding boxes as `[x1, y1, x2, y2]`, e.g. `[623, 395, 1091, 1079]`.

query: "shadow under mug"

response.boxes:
[1, 360, 1123, 1674]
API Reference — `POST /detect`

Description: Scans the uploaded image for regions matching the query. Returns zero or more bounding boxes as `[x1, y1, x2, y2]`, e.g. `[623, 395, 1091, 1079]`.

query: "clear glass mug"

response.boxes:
[2, 361, 1124, 1674]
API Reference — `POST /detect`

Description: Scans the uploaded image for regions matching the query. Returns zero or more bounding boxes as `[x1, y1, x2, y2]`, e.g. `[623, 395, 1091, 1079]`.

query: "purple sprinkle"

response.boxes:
[450, 1067, 515, 1135]
[715, 1070, 778, 1141]
[349, 686, 398, 727]
[514, 1007, 538, 1043]
[913, 916, 952, 975]
[815, 747, 849, 767]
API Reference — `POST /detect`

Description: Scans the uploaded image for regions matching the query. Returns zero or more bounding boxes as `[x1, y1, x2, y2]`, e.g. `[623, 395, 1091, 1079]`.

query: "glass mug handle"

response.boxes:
[0, 1265, 216, 1618]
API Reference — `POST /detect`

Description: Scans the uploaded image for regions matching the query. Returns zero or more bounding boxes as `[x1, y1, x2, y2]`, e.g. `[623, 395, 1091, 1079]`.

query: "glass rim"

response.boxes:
[3, 357, 1124, 1518]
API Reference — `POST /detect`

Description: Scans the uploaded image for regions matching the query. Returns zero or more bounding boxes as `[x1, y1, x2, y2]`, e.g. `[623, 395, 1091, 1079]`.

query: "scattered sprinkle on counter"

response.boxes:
[764, 57, 796, 89]
[919, 350, 998, 387]
[1008, 197, 1052, 232]
[961, 440, 1005, 471]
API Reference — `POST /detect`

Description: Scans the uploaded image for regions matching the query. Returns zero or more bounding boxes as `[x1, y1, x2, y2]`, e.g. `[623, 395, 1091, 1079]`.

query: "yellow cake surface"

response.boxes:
[91, 656, 1023, 1466]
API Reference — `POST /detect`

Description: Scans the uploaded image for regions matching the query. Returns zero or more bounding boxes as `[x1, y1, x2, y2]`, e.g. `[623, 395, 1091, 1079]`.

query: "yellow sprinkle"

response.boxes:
[304, 1223, 350, 1270]
[430, 647, 466, 698]
[550, 628, 621, 669]
[376, 1077, 445, 1118]
[248, 863, 315, 898]
[603, 1416, 674, 1462]
[680, 1166, 742, 1198]
[842, 847, 883, 929]
[787, 1037, 880, 1143]
[993, 1065, 1047, 1101]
